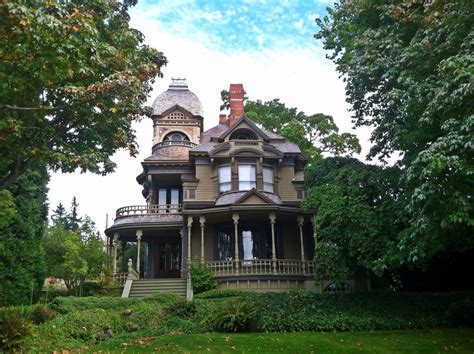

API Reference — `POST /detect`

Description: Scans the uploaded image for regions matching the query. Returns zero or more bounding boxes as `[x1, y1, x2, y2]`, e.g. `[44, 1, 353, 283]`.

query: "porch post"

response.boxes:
[136, 229, 142, 276]
[311, 215, 318, 245]
[232, 213, 240, 273]
[113, 233, 119, 274]
[269, 213, 277, 274]
[199, 216, 206, 262]
[186, 216, 194, 300]
[297, 215, 306, 274]
[187, 216, 193, 266]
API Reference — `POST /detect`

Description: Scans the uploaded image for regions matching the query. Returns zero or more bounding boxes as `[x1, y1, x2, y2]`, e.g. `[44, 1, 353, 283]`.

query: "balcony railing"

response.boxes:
[153, 140, 197, 149]
[206, 259, 314, 277]
[116, 204, 183, 218]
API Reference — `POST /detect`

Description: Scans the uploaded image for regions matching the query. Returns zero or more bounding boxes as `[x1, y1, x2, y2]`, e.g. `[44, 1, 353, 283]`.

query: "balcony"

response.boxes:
[153, 140, 197, 149]
[116, 204, 183, 218]
[206, 259, 314, 277]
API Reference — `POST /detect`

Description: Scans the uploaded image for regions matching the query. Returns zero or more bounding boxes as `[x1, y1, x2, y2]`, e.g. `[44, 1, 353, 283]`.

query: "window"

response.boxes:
[238, 164, 256, 190]
[297, 190, 304, 200]
[218, 165, 231, 193]
[229, 129, 257, 140]
[216, 228, 234, 261]
[263, 167, 274, 193]
[163, 132, 189, 141]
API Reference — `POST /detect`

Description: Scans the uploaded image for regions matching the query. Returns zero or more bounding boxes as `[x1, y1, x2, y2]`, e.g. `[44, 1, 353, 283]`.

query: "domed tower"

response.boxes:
[138, 78, 203, 204]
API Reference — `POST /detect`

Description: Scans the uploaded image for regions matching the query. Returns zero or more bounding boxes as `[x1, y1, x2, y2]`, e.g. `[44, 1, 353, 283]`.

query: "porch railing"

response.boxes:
[113, 272, 128, 287]
[116, 204, 183, 218]
[206, 259, 314, 277]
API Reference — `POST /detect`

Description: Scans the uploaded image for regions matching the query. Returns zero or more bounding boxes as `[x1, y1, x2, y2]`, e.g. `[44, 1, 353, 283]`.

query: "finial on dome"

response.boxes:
[170, 77, 188, 90]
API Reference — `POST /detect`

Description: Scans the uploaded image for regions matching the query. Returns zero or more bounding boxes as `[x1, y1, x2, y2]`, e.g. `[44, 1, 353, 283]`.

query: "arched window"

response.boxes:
[229, 129, 257, 140]
[163, 132, 190, 142]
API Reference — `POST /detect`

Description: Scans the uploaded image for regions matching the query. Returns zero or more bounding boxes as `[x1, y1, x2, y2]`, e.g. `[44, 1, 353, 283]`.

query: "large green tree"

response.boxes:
[0, 0, 167, 188]
[303, 157, 406, 283]
[0, 164, 48, 306]
[315, 0, 473, 263]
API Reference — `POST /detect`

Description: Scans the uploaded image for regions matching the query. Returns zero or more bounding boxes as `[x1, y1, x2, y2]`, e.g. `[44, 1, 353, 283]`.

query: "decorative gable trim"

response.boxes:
[218, 116, 270, 142]
[234, 188, 276, 205]
[158, 104, 201, 119]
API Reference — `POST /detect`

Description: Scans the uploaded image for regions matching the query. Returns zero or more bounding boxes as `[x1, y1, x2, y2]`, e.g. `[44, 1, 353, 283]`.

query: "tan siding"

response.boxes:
[277, 166, 298, 201]
[195, 165, 215, 200]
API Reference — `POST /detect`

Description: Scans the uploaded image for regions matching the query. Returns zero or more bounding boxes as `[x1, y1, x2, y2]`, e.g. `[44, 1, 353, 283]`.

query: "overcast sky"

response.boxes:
[48, 0, 372, 236]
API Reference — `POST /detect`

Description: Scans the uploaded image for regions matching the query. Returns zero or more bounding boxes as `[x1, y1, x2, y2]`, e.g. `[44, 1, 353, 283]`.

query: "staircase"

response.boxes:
[127, 278, 187, 298]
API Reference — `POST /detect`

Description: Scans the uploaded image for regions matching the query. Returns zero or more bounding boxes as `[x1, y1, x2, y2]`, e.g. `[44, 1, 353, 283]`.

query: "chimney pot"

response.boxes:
[219, 114, 227, 124]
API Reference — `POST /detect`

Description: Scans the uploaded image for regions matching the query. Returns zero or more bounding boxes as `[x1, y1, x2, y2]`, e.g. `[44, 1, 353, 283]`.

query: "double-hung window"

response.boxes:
[263, 166, 274, 193]
[238, 164, 256, 190]
[218, 165, 231, 193]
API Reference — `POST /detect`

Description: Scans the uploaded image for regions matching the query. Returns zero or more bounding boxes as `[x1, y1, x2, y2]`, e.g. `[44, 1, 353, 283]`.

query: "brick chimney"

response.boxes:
[228, 84, 245, 127]
[219, 114, 227, 124]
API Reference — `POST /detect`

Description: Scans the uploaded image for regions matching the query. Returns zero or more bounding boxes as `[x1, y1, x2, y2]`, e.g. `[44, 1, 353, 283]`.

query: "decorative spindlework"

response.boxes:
[116, 204, 183, 218]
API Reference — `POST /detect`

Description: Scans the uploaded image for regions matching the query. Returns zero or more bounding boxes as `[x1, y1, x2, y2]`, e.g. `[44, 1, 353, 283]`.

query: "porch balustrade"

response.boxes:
[206, 259, 314, 277]
[116, 204, 183, 218]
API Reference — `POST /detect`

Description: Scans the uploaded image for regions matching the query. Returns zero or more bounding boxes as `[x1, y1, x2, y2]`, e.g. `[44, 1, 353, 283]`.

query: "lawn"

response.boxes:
[86, 329, 474, 353]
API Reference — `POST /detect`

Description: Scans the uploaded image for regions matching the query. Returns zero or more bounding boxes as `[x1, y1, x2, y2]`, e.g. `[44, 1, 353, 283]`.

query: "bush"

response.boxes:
[446, 298, 474, 326]
[0, 308, 33, 350]
[190, 262, 218, 294]
[164, 299, 197, 318]
[194, 289, 256, 299]
[145, 292, 182, 304]
[31, 306, 57, 324]
[211, 298, 257, 332]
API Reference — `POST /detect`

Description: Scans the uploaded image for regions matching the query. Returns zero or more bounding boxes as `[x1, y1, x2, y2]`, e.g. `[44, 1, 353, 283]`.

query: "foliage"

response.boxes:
[144, 292, 182, 304]
[194, 289, 255, 299]
[315, 0, 473, 263]
[0, 1, 167, 188]
[0, 164, 48, 306]
[303, 157, 406, 281]
[189, 262, 218, 294]
[0, 308, 33, 350]
[211, 299, 257, 332]
[30, 306, 57, 324]
[445, 298, 474, 327]
[42, 200, 107, 294]
[164, 299, 197, 318]
[244, 99, 361, 160]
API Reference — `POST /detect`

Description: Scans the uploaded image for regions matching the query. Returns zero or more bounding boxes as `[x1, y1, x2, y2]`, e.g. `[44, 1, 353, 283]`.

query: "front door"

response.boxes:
[156, 241, 181, 278]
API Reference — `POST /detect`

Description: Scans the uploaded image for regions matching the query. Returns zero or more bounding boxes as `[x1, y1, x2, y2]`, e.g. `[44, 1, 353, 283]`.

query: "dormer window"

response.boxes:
[164, 132, 189, 141]
[230, 129, 257, 140]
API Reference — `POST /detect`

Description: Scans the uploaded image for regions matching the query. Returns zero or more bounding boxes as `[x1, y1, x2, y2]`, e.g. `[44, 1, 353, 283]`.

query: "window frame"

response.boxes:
[218, 165, 232, 194]
[262, 166, 275, 193]
[238, 164, 256, 191]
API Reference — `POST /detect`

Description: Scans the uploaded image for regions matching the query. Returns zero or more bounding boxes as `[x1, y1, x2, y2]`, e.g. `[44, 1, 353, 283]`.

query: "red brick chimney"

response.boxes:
[228, 84, 245, 127]
[219, 114, 227, 124]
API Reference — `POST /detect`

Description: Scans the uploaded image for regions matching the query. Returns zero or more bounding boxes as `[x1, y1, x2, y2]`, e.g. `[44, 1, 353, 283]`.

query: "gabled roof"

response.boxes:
[218, 116, 270, 142]
[234, 189, 277, 205]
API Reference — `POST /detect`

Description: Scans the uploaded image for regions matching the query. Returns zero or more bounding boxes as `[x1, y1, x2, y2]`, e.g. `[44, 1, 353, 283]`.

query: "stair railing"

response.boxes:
[127, 258, 139, 280]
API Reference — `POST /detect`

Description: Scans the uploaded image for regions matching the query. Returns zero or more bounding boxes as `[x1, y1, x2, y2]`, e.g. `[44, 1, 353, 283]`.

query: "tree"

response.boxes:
[0, 164, 48, 306]
[244, 99, 360, 159]
[0, 1, 167, 188]
[51, 203, 68, 225]
[43, 207, 106, 294]
[315, 0, 473, 263]
[67, 196, 81, 231]
[303, 157, 406, 283]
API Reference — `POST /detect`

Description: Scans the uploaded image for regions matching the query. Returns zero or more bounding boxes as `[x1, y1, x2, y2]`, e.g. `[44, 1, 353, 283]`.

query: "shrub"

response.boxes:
[31, 306, 57, 324]
[446, 298, 474, 326]
[50, 296, 139, 314]
[0, 309, 33, 350]
[144, 292, 182, 304]
[211, 298, 257, 332]
[194, 289, 256, 299]
[162, 316, 203, 334]
[164, 299, 197, 318]
[190, 262, 218, 294]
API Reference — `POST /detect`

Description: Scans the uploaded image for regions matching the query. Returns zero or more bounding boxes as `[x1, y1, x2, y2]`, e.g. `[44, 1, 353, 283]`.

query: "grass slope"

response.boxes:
[86, 329, 474, 353]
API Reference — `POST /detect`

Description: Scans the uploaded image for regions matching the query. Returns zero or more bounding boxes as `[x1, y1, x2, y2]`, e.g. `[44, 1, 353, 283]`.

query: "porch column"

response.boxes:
[297, 215, 306, 274]
[232, 213, 240, 272]
[187, 216, 194, 266]
[311, 215, 318, 245]
[199, 216, 206, 262]
[136, 229, 142, 276]
[113, 233, 119, 274]
[269, 213, 277, 274]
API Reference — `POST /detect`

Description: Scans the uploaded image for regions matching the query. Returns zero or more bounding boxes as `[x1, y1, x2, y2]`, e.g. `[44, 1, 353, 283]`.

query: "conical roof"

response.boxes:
[152, 78, 203, 116]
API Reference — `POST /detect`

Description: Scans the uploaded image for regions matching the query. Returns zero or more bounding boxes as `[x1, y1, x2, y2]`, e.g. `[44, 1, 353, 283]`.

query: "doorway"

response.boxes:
[156, 241, 181, 278]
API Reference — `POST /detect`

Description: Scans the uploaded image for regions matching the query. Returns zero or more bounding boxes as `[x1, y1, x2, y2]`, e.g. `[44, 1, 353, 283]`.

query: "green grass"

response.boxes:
[83, 329, 474, 353]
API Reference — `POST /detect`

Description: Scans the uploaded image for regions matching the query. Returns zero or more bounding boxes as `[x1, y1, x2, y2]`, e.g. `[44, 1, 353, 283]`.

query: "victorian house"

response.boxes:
[105, 80, 317, 298]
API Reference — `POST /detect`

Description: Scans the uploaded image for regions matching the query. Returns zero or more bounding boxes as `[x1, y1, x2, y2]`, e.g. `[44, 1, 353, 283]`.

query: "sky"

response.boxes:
[48, 0, 372, 236]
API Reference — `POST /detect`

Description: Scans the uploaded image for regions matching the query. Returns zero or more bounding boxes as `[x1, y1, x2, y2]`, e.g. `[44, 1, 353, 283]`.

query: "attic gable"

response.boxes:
[218, 116, 270, 142]
[159, 104, 195, 119]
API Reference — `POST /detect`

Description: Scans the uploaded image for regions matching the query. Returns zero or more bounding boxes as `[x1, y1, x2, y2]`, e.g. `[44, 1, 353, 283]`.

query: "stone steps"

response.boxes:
[128, 278, 187, 298]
